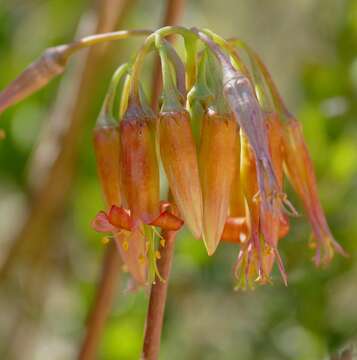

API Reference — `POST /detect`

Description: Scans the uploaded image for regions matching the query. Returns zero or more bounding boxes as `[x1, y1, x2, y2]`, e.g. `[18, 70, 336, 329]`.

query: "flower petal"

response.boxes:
[108, 205, 133, 231]
[114, 227, 148, 285]
[150, 211, 184, 231]
[91, 211, 119, 233]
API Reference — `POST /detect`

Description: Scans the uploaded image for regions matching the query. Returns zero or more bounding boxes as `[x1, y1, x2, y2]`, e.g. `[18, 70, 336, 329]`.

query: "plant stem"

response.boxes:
[78, 242, 121, 360]
[141, 229, 178, 360]
[151, 0, 185, 110]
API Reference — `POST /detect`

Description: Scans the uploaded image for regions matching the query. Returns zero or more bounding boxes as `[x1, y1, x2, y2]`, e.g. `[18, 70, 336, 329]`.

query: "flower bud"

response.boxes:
[158, 110, 203, 238]
[120, 107, 160, 225]
[93, 124, 121, 207]
[199, 110, 238, 255]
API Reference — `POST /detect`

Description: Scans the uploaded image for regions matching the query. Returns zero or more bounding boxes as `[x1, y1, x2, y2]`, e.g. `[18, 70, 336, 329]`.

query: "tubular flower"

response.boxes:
[260, 112, 289, 282]
[236, 129, 266, 287]
[93, 122, 148, 284]
[199, 109, 238, 255]
[120, 105, 160, 225]
[92, 99, 185, 285]
[233, 118, 290, 289]
[282, 115, 347, 265]
[158, 110, 203, 238]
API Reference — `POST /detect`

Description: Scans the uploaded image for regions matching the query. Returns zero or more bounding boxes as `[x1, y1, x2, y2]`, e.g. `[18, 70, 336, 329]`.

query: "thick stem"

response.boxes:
[141, 229, 177, 360]
[78, 242, 121, 360]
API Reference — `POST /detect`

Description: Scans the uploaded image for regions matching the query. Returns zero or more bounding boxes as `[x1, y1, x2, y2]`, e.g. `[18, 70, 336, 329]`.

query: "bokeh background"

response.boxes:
[1, 0, 357, 359]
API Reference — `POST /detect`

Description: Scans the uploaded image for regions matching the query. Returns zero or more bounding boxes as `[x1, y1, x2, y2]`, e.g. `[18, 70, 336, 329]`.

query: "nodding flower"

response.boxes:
[93, 100, 184, 285]
[158, 109, 203, 239]
[93, 120, 148, 285]
[199, 109, 238, 255]
[89, 27, 346, 289]
[282, 114, 347, 265]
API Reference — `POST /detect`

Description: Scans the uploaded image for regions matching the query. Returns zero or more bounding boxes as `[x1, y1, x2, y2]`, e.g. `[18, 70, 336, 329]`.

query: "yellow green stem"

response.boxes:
[129, 26, 198, 102]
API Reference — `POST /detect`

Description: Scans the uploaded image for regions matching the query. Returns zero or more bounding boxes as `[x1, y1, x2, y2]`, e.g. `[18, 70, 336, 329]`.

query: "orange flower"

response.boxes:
[93, 121, 148, 284]
[199, 109, 238, 255]
[282, 115, 347, 265]
[120, 106, 160, 225]
[158, 110, 203, 238]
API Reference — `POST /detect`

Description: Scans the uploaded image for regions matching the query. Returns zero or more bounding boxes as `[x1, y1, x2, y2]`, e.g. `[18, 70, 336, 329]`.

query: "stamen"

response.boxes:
[101, 236, 111, 245]
[122, 240, 129, 251]
[145, 225, 165, 283]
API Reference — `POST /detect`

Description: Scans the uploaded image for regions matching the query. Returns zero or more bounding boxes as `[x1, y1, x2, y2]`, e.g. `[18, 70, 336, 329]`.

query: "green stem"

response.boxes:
[100, 63, 129, 122]
[155, 35, 182, 112]
[129, 26, 198, 102]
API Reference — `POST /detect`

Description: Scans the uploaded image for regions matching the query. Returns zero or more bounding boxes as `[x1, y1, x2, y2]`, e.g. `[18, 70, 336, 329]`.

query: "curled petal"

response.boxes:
[199, 110, 238, 255]
[150, 211, 184, 231]
[282, 117, 347, 265]
[158, 110, 203, 238]
[120, 114, 160, 224]
[91, 211, 119, 233]
[108, 205, 133, 231]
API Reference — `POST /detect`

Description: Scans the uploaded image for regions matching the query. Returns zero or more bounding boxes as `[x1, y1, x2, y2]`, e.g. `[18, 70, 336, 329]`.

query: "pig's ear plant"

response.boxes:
[0, 26, 347, 359]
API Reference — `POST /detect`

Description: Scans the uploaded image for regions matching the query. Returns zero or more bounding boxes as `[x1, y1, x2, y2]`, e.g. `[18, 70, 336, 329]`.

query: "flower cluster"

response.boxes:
[92, 27, 346, 289]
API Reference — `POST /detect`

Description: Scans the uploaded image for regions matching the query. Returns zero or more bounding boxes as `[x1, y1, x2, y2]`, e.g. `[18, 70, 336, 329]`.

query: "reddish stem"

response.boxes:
[78, 242, 121, 360]
[141, 229, 178, 360]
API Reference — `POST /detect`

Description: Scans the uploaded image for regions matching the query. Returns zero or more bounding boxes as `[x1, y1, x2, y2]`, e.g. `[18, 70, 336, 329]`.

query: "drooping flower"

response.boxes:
[158, 110, 203, 239]
[282, 114, 347, 265]
[93, 119, 149, 284]
[199, 109, 238, 255]
[120, 103, 161, 225]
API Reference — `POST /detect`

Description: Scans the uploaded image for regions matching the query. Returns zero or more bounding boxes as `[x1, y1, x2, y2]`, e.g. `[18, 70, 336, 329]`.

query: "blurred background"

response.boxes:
[0, 0, 357, 359]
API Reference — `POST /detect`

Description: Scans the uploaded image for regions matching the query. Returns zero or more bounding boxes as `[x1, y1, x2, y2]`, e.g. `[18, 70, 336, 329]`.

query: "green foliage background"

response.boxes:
[0, 0, 356, 359]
